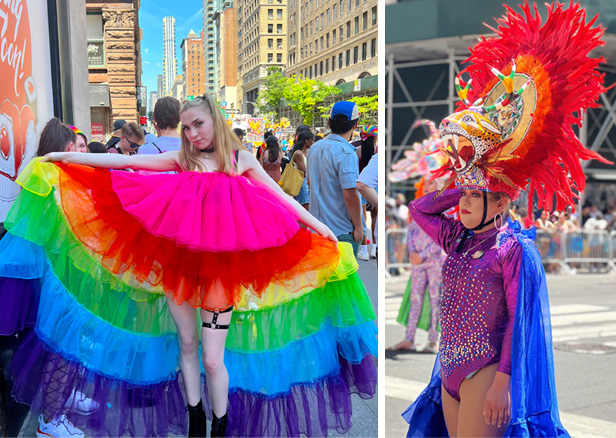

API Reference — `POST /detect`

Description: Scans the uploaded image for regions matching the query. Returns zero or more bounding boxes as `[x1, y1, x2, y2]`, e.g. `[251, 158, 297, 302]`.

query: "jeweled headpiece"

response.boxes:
[433, 2, 611, 212]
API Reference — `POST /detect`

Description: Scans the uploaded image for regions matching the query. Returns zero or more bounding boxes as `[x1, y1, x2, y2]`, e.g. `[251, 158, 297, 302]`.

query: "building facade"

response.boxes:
[181, 30, 207, 99]
[202, 0, 219, 93]
[287, 0, 377, 84]
[149, 91, 158, 115]
[157, 74, 163, 98]
[171, 74, 186, 102]
[162, 16, 178, 96]
[86, 0, 143, 140]
[237, 0, 288, 113]
[214, 7, 238, 108]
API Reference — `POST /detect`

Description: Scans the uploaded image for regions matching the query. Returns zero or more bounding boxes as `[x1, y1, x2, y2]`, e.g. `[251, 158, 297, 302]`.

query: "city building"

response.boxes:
[181, 30, 207, 99]
[171, 74, 186, 102]
[286, 0, 377, 84]
[203, 0, 218, 93]
[162, 16, 178, 96]
[157, 74, 163, 99]
[86, 0, 144, 140]
[213, 7, 238, 108]
[149, 91, 158, 115]
[236, 0, 288, 113]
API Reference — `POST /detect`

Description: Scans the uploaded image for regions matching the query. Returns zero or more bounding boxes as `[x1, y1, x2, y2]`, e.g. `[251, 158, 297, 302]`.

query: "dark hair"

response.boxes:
[328, 114, 358, 134]
[359, 136, 375, 172]
[264, 130, 273, 140]
[87, 141, 107, 153]
[233, 128, 244, 138]
[36, 118, 76, 156]
[291, 130, 314, 157]
[315, 135, 324, 142]
[122, 122, 145, 144]
[265, 136, 280, 163]
[295, 124, 310, 136]
[153, 97, 181, 130]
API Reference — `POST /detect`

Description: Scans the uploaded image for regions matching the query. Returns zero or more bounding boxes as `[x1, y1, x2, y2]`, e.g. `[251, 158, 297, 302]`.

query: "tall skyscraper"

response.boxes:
[181, 30, 207, 99]
[202, 0, 217, 93]
[157, 74, 163, 99]
[162, 16, 178, 96]
[149, 91, 158, 115]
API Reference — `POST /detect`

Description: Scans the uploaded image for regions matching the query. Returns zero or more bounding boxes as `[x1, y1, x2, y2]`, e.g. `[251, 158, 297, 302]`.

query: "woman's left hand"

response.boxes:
[483, 380, 511, 428]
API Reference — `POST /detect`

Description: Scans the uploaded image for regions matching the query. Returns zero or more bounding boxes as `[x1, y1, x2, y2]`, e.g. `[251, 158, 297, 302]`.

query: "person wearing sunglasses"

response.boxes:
[108, 121, 144, 155]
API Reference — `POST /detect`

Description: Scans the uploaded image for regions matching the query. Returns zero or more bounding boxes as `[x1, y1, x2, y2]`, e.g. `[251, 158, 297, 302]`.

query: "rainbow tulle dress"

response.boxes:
[0, 158, 377, 437]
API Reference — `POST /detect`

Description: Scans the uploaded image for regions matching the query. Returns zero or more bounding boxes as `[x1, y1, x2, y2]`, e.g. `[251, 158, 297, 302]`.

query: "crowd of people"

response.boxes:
[0, 97, 378, 438]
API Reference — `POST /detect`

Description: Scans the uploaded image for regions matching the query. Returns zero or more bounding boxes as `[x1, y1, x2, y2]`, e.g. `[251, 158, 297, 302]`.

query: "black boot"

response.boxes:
[187, 401, 208, 437]
[210, 413, 228, 438]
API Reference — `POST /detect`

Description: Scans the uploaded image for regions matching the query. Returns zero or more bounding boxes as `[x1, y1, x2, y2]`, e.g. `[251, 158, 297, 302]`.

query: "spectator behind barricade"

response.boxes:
[106, 119, 126, 151]
[108, 122, 145, 155]
[259, 136, 283, 183]
[139, 97, 181, 155]
[518, 208, 534, 229]
[36, 118, 77, 156]
[395, 193, 409, 227]
[307, 101, 363, 256]
[581, 205, 591, 226]
[66, 125, 88, 153]
[607, 207, 616, 231]
[584, 212, 608, 273]
[87, 142, 107, 154]
[535, 209, 555, 230]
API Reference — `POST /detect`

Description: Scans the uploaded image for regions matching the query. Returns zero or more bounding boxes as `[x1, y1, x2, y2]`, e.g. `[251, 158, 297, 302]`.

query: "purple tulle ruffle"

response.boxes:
[10, 332, 187, 437]
[225, 356, 377, 437]
[0, 277, 40, 336]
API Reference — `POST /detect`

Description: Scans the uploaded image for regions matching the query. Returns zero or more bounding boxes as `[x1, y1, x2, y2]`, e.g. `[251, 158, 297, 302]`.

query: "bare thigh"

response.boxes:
[457, 363, 506, 438]
[441, 380, 459, 437]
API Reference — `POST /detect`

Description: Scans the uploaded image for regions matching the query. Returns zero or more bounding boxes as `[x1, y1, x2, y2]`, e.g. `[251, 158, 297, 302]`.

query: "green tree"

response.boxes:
[256, 67, 288, 120]
[283, 75, 341, 125]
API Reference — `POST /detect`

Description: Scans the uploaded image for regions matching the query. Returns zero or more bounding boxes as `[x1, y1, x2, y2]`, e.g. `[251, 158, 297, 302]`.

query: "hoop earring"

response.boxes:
[495, 212, 506, 231]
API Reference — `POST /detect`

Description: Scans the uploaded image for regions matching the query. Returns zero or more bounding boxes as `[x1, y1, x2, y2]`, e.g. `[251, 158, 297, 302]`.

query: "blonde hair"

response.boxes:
[179, 94, 243, 173]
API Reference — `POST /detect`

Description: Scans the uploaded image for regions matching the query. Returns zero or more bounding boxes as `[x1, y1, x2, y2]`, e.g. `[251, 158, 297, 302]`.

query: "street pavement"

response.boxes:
[16, 252, 378, 438]
[385, 272, 616, 437]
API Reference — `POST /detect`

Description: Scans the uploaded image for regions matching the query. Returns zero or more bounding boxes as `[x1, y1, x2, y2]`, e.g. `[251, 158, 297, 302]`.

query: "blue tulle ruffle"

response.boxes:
[0, 232, 45, 278]
[227, 321, 377, 395]
[35, 263, 180, 385]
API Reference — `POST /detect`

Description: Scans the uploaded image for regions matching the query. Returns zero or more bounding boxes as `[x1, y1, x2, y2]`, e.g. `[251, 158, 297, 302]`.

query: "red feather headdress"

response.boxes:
[435, 2, 612, 212]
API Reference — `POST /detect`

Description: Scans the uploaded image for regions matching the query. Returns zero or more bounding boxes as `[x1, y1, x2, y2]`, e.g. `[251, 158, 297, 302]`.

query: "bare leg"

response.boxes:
[457, 364, 507, 437]
[370, 207, 378, 247]
[201, 307, 232, 418]
[441, 381, 459, 438]
[166, 299, 201, 406]
[301, 203, 309, 211]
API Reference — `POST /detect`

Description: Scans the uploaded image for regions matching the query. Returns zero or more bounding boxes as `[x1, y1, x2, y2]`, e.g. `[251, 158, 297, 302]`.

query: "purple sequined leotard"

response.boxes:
[409, 189, 523, 401]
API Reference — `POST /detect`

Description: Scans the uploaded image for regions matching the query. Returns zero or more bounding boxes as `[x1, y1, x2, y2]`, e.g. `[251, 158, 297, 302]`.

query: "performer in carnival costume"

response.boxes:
[403, 3, 610, 437]
[0, 94, 377, 438]
[388, 121, 448, 353]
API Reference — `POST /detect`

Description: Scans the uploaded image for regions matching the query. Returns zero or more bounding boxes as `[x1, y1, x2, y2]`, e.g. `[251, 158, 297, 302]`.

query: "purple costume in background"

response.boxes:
[405, 220, 445, 344]
[409, 189, 522, 401]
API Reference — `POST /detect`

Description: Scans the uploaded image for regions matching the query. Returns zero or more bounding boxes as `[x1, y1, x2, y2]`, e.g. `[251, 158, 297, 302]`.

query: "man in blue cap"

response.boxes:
[307, 101, 364, 256]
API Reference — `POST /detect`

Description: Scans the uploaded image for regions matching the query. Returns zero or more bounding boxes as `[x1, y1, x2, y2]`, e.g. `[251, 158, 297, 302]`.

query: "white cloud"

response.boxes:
[144, 61, 151, 64]
[145, 48, 150, 54]
[156, 62, 161, 67]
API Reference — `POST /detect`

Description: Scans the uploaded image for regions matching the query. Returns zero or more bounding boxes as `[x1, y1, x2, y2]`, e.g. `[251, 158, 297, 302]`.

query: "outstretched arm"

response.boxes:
[237, 150, 337, 242]
[42, 151, 181, 172]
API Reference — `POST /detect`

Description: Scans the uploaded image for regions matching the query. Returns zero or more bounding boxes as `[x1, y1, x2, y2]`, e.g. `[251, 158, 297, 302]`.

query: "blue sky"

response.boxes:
[139, 1, 203, 101]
